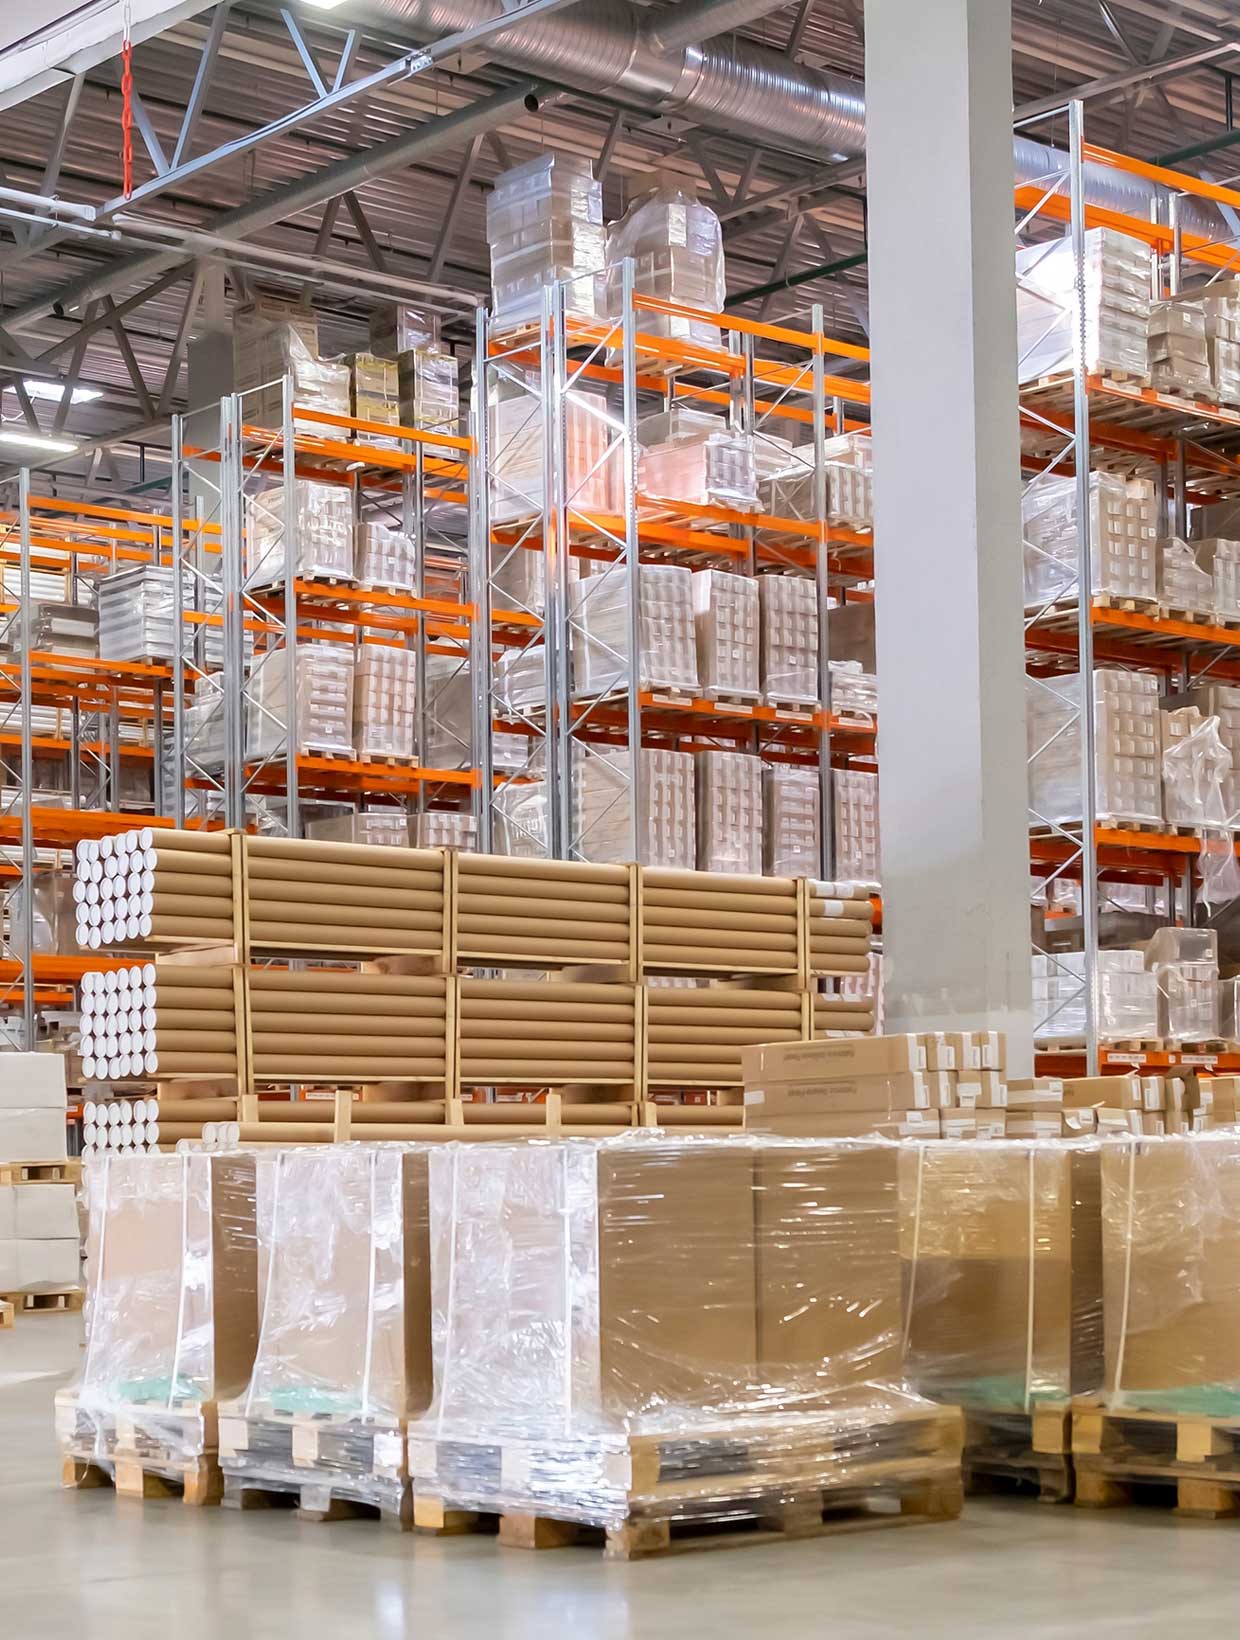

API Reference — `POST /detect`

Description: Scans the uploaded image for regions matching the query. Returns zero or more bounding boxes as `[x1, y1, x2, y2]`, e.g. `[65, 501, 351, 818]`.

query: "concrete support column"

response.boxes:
[865, 0, 1033, 1071]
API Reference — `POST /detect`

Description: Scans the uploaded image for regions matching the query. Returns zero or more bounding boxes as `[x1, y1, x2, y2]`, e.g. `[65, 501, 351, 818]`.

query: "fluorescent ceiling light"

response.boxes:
[0, 430, 79, 454]
[21, 379, 103, 404]
[299, 0, 349, 8]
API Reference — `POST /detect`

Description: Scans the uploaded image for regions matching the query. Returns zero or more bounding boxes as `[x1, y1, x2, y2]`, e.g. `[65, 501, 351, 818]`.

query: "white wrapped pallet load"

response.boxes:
[1159, 537, 1214, 615]
[232, 304, 350, 432]
[759, 575, 819, 707]
[246, 480, 354, 589]
[1032, 949, 1158, 1042]
[245, 642, 355, 761]
[98, 564, 223, 665]
[570, 565, 698, 698]
[489, 374, 617, 526]
[1021, 472, 1158, 609]
[574, 747, 695, 868]
[824, 432, 873, 529]
[604, 176, 725, 349]
[833, 768, 880, 883]
[764, 766, 820, 877]
[638, 407, 759, 512]
[353, 645, 416, 762]
[1015, 227, 1150, 384]
[695, 750, 762, 874]
[355, 523, 415, 593]
[486, 151, 605, 327]
[692, 570, 760, 702]
[1027, 668, 1163, 828]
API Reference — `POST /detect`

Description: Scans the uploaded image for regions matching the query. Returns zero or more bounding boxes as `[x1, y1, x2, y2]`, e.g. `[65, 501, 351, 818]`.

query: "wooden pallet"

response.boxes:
[0, 1159, 81, 1186]
[961, 1406, 1073, 1504]
[2, 1289, 83, 1316]
[222, 1472, 411, 1529]
[1073, 1403, 1240, 1517]
[62, 1452, 221, 1506]
[0, 1300, 12, 1330]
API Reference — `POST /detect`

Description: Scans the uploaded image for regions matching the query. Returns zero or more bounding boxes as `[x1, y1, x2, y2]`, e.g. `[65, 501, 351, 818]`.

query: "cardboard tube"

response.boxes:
[140, 872, 233, 900]
[147, 1053, 238, 1073]
[809, 900, 874, 921]
[350, 1101, 449, 1122]
[456, 933, 630, 960]
[649, 1105, 741, 1126]
[815, 993, 877, 1011]
[648, 1044, 746, 1064]
[250, 1009, 445, 1033]
[644, 867, 792, 895]
[142, 849, 232, 876]
[249, 969, 445, 998]
[647, 1024, 802, 1044]
[459, 873, 629, 906]
[250, 922, 439, 950]
[143, 1030, 237, 1052]
[643, 888, 796, 915]
[249, 899, 442, 932]
[458, 894, 631, 925]
[644, 945, 795, 969]
[462, 979, 634, 1004]
[643, 906, 796, 936]
[237, 1123, 333, 1143]
[248, 858, 443, 892]
[253, 1032, 445, 1055]
[140, 915, 236, 938]
[458, 1037, 633, 1061]
[465, 1019, 632, 1043]
[461, 1102, 632, 1124]
[645, 988, 802, 1013]
[138, 828, 231, 854]
[248, 879, 444, 913]
[646, 1071, 740, 1085]
[456, 914, 630, 945]
[811, 937, 874, 954]
[144, 1009, 236, 1031]
[460, 1059, 634, 1079]
[457, 855, 627, 886]
[156, 1099, 239, 1121]
[251, 1058, 446, 1076]
[143, 892, 236, 920]
[155, 1123, 214, 1141]
[247, 836, 442, 870]
[145, 965, 235, 988]
[806, 954, 871, 974]
[460, 999, 634, 1024]
[644, 926, 798, 954]
[813, 1020, 877, 1035]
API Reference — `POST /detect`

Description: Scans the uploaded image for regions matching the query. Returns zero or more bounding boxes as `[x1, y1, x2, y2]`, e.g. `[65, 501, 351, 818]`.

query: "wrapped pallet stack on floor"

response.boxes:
[57, 1152, 259, 1503]
[73, 828, 237, 953]
[406, 1135, 963, 1555]
[0, 1056, 79, 1311]
[218, 1147, 432, 1524]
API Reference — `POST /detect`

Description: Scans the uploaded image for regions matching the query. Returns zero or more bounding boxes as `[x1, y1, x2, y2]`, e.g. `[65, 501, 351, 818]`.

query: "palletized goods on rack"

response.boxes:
[1015, 227, 1150, 384]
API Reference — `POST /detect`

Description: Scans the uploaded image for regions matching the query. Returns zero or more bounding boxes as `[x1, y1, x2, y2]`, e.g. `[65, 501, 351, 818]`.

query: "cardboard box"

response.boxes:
[745, 1071, 936, 1120]
[1101, 1136, 1240, 1410]
[1007, 1078, 1065, 1110]
[955, 1072, 1008, 1109]
[0, 1237, 79, 1291]
[0, 1054, 67, 1109]
[0, 1108, 66, 1162]
[752, 1110, 941, 1139]
[902, 1142, 1103, 1411]
[1064, 1075, 1141, 1111]
[943, 1032, 982, 1071]
[743, 1035, 925, 1084]
[920, 1033, 957, 1072]
[1095, 1107, 1143, 1134]
[0, 1181, 77, 1239]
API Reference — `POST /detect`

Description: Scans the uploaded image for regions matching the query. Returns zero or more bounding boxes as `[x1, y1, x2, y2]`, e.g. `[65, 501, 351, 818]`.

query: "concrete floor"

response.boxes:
[3, 1320, 1239, 1638]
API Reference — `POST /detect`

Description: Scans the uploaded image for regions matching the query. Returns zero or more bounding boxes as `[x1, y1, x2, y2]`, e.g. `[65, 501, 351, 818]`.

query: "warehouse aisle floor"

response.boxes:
[0, 1317, 1232, 1639]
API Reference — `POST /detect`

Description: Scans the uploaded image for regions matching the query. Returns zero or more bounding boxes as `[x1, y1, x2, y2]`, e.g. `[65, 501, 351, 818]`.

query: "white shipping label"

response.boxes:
[407, 1438, 438, 1480]
[373, 1430, 404, 1475]
[292, 1424, 319, 1468]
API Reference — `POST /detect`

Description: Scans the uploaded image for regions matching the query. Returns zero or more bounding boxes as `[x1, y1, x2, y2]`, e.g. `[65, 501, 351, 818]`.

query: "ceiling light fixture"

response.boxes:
[20, 379, 103, 404]
[0, 430, 80, 454]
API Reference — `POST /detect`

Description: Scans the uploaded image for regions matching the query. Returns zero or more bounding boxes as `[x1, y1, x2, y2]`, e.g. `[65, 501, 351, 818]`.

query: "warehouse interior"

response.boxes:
[5, 0, 1240, 1632]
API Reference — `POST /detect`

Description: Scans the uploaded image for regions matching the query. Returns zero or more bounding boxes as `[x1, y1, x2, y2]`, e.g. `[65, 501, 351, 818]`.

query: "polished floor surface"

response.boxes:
[2, 1315, 1238, 1638]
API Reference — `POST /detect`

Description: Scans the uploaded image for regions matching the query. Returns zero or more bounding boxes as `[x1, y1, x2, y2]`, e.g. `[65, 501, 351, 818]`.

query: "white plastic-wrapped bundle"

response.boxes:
[355, 523, 416, 593]
[695, 750, 763, 874]
[246, 642, 355, 760]
[759, 575, 819, 707]
[764, 766, 820, 878]
[574, 748, 695, 868]
[1032, 949, 1158, 1042]
[98, 565, 222, 665]
[833, 768, 880, 883]
[1021, 472, 1158, 609]
[1199, 539, 1240, 620]
[638, 408, 759, 512]
[23, 600, 97, 656]
[1200, 280, 1240, 403]
[1160, 537, 1214, 614]
[824, 433, 873, 529]
[398, 347, 460, 434]
[423, 655, 474, 771]
[1147, 928, 1219, 1043]
[232, 310, 350, 433]
[605, 180, 725, 348]
[5, 869, 76, 958]
[1027, 669, 1163, 827]
[493, 779, 550, 857]
[570, 565, 698, 698]
[349, 352, 401, 447]
[305, 811, 412, 847]
[1015, 228, 1150, 383]
[489, 376, 618, 526]
[1181, 683, 1240, 826]
[1149, 299, 1212, 396]
[1161, 707, 1233, 827]
[691, 570, 760, 701]
[353, 645, 416, 761]
[246, 481, 354, 589]
[414, 811, 477, 851]
[487, 152, 605, 326]
[829, 662, 877, 719]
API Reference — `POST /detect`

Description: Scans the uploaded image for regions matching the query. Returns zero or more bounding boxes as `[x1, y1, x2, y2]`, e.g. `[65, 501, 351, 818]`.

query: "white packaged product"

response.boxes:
[691, 570, 759, 701]
[493, 779, 550, 857]
[759, 575, 819, 707]
[1015, 228, 1150, 384]
[1198, 538, 1240, 621]
[489, 377, 617, 526]
[1032, 948, 1158, 1042]
[570, 565, 698, 698]
[423, 655, 474, 771]
[833, 768, 880, 883]
[574, 748, 695, 868]
[246, 642, 355, 760]
[1200, 279, 1240, 403]
[398, 347, 460, 435]
[829, 661, 878, 719]
[246, 481, 354, 589]
[355, 523, 415, 593]
[97, 565, 223, 666]
[232, 310, 350, 433]
[638, 408, 759, 513]
[1149, 298, 1212, 396]
[824, 433, 873, 530]
[414, 811, 477, 851]
[1159, 537, 1213, 614]
[1021, 472, 1158, 609]
[1161, 706, 1233, 827]
[695, 750, 762, 874]
[353, 645, 416, 762]
[764, 766, 820, 877]
[604, 179, 725, 349]
[1180, 682, 1240, 827]
[1027, 669, 1163, 827]
[486, 152, 605, 327]
[306, 811, 412, 847]
[1146, 927, 1219, 1043]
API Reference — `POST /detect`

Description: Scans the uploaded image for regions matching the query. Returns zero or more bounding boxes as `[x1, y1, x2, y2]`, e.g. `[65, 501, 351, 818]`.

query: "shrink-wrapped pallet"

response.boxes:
[1021, 472, 1158, 609]
[349, 352, 401, 446]
[638, 408, 759, 512]
[833, 768, 880, 883]
[489, 376, 617, 526]
[1015, 228, 1150, 383]
[353, 645, 416, 762]
[398, 347, 460, 435]
[764, 766, 820, 879]
[604, 179, 725, 348]
[691, 569, 759, 701]
[695, 750, 763, 875]
[246, 480, 354, 589]
[759, 575, 819, 707]
[574, 747, 695, 869]
[570, 565, 698, 698]
[246, 642, 354, 761]
[97, 565, 223, 666]
[1027, 668, 1163, 828]
[486, 152, 605, 327]
[233, 307, 350, 433]
[355, 522, 416, 594]
[1032, 949, 1158, 1043]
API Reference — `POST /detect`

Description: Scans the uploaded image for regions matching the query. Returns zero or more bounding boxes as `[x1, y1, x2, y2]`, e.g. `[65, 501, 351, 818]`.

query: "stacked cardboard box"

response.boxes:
[763, 766, 819, 878]
[574, 747, 696, 869]
[1027, 668, 1164, 828]
[486, 152, 605, 327]
[833, 767, 880, 882]
[1015, 227, 1150, 384]
[692, 569, 760, 701]
[570, 565, 699, 698]
[758, 575, 818, 708]
[824, 432, 873, 528]
[0, 1057, 75, 1296]
[0, 1055, 67, 1167]
[355, 522, 416, 594]
[232, 302, 350, 433]
[1149, 300, 1213, 397]
[1199, 280, 1240, 403]
[1022, 473, 1159, 610]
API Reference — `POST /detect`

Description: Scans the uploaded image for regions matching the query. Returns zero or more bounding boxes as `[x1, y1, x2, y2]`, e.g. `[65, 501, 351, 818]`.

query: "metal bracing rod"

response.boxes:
[1017, 35, 1239, 123]
[172, 2, 233, 170]
[31, 266, 192, 365]
[51, 300, 99, 436]
[343, 192, 389, 273]
[17, 470, 34, 1046]
[101, 298, 154, 420]
[543, 281, 568, 859]
[281, 7, 329, 96]
[596, 108, 625, 183]
[428, 134, 483, 283]
[158, 267, 206, 415]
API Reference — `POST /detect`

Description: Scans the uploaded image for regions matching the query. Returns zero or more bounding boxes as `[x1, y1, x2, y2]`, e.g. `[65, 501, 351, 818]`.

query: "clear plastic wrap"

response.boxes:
[233, 313, 350, 433]
[97, 565, 223, 665]
[1021, 472, 1158, 609]
[1032, 949, 1158, 1042]
[246, 642, 355, 760]
[833, 767, 880, 883]
[246, 480, 355, 589]
[1159, 537, 1214, 614]
[1098, 1134, 1240, 1411]
[1015, 228, 1151, 384]
[824, 433, 873, 529]
[1199, 538, 1240, 621]
[489, 377, 617, 526]
[901, 1140, 1103, 1412]
[759, 575, 819, 707]
[487, 152, 605, 326]
[349, 352, 401, 446]
[1149, 298, 1212, 396]
[217, 1146, 431, 1518]
[1177, 682, 1240, 828]
[691, 569, 759, 700]
[58, 1153, 259, 1478]
[1161, 707, 1233, 826]
[605, 180, 725, 348]
[6, 868, 76, 958]
[1200, 281, 1240, 403]
[407, 1135, 948, 1534]
[570, 565, 699, 698]
[305, 810, 412, 847]
[398, 347, 460, 435]
[764, 766, 820, 878]
[638, 408, 759, 512]
[829, 661, 878, 720]
[414, 810, 477, 851]
[494, 779, 550, 857]
[423, 654, 474, 771]
[369, 304, 438, 358]
[695, 749, 763, 875]
[22, 599, 97, 656]
[355, 522, 416, 593]
[353, 644, 416, 762]
[1146, 927, 1219, 1042]
[573, 747, 696, 868]
[1027, 669, 1164, 827]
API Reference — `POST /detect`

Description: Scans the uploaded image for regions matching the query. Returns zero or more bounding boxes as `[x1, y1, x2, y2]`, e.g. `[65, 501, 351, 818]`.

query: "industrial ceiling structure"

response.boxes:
[1, 0, 1239, 492]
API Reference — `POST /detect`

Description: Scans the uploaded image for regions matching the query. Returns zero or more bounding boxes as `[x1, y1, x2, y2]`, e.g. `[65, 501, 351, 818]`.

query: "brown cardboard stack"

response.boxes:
[218, 1146, 433, 1519]
[57, 1153, 259, 1493]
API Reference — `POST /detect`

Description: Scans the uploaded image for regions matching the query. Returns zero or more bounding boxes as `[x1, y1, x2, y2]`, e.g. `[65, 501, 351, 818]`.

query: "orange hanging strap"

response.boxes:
[120, 0, 134, 198]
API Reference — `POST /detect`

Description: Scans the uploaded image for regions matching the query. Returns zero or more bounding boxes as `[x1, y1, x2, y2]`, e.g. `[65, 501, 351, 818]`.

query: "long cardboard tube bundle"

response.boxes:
[248, 857, 443, 892]
[644, 987, 801, 1012]
[642, 886, 795, 913]
[642, 906, 797, 936]
[457, 895, 631, 926]
[459, 1059, 636, 1079]
[234, 1122, 634, 1143]
[252, 1032, 446, 1055]
[644, 867, 794, 896]
[251, 1058, 446, 1077]
[249, 969, 445, 998]
[459, 873, 628, 906]
[456, 913, 630, 945]
[647, 1023, 802, 1044]
[134, 826, 232, 854]
[457, 1038, 633, 1062]
[250, 1009, 445, 1034]
[247, 836, 442, 870]
[249, 924, 439, 950]
[462, 979, 635, 1004]
[458, 854, 627, 886]
[249, 899, 441, 932]
[459, 999, 635, 1024]
[248, 879, 444, 914]
[644, 946, 796, 969]
[251, 1100, 448, 1123]
[644, 926, 798, 955]
[465, 1019, 633, 1043]
[647, 1105, 740, 1126]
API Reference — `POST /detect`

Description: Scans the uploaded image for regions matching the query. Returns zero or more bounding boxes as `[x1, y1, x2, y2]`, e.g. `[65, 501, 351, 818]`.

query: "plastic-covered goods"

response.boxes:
[414, 810, 477, 851]
[423, 654, 475, 772]
[1021, 472, 1158, 609]
[764, 766, 820, 878]
[759, 575, 819, 707]
[22, 599, 97, 656]
[1199, 280, 1240, 403]
[1027, 669, 1164, 827]
[246, 642, 355, 760]
[218, 1146, 431, 1516]
[369, 304, 438, 358]
[97, 565, 223, 666]
[570, 565, 698, 698]
[58, 1152, 259, 1473]
[305, 810, 412, 848]
[489, 376, 617, 526]
[353, 645, 416, 761]
[1098, 1134, 1240, 1412]
[1146, 927, 1219, 1042]
[1199, 538, 1240, 621]
[493, 778, 550, 857]
[1149, 297, 1212, 395]
[247, 481, 355, 589]
[1177, 682, 1240, 829]
[604, 180, 725, 349]
[6, 868, 76, 958]
[573, 747, 695, 868]
[834, 767, 880, 883]
[695, 749, 763, 874]
[232, 312, 350, 433]
[1032, 949, 1158, 1042]
[1159, 537, 1213, 614]
[691, 570, 759, 700]
[1161, 707, 1233, 827]
[901, 1140, 1103, 1412]
[398, 347, 460, 435]
[824, 432, 873, 529]
[355, 522, 416, 593]
[407, 1135, 946, 1533]
[487, 152, 605, 326]
[829, 661, 877, 719]
[349, 353, 401, 446]
[1015, 228, 1151, 384]
[639, 408, 759, 512]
